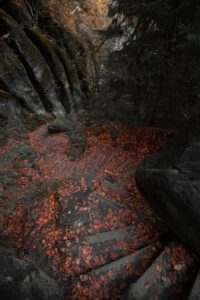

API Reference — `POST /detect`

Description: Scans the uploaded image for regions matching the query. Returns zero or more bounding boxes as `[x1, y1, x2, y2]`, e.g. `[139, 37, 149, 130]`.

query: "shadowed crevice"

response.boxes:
[0, 79, 32, 112]
[8, 40, 54, 113]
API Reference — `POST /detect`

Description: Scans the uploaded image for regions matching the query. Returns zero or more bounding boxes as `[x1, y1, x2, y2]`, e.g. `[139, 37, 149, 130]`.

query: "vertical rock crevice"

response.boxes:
[0, 1, 89, 120]
[8, 39, 54, 114]
[0, 40, 46, 115]
[0, 9, 67, 118]
[25, 28, 72, 113]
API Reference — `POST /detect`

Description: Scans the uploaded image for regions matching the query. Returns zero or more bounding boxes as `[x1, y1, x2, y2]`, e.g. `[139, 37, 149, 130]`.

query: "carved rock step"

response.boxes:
[71, 244, 160, 300]
[59, 226, 136, 276]
[59, 225, 163, 277]
[122, 242, 194, 300]
[55, 190, 134, 236]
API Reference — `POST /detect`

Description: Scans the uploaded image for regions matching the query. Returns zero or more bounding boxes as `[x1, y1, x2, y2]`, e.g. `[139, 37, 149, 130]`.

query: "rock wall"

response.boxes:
[136, 112, 200, 257]
[0, 0, 88, 131]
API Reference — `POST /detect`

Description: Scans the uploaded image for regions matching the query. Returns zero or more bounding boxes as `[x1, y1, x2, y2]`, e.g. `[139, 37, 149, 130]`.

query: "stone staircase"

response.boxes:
[0, 2, 198, 300]
[59, 153, 196, 300]
[0, 124, 198, 300]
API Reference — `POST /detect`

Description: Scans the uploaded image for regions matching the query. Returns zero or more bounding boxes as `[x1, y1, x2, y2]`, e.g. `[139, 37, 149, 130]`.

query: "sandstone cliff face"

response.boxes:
[0, 0, 112, 137]
[31, 0, 111, 91]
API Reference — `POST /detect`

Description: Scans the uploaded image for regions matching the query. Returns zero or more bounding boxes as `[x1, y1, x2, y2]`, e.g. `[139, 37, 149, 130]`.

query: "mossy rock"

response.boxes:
[48, 118, 74, 133]
[48, 118, 86, 151]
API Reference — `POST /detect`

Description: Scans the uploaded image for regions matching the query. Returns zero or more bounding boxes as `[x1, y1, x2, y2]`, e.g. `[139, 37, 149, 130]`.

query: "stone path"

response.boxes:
[0, 124, 198, 299]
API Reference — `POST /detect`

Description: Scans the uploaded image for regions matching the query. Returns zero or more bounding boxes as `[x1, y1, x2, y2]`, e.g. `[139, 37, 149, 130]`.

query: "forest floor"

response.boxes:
[0, 122, 194, 299]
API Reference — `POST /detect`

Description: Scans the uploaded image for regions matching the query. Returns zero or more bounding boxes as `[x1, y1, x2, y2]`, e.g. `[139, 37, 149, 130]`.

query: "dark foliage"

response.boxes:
[105, 0, 200, 127]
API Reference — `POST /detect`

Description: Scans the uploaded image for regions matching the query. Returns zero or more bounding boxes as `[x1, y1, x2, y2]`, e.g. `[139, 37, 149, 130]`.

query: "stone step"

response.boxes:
[95, 193, 125, 210]
[58, 190, 163, 240]
[83, 225, 135, 244]
[61, 223, 163, 279]
[84, 154, 93, 175]
[57, 190, 134, 238]
[60, 226, 136, 276]
[119, 158, 134, 171]
[72, 244, 160, 300]
[100, 152, 115, 173]
[101, 179, 128, 196]
[91, 153, 105, 174]
[83, 174, 97, 188]
[122, 242, 194, 300]
[69, 162, 81, 176]
[83, 152, 117, 176]
[58, 207, 133, 239]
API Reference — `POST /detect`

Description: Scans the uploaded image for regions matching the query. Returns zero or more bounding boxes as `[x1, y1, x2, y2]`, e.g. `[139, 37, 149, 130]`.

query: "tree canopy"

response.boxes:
[105, 0, 200, 126]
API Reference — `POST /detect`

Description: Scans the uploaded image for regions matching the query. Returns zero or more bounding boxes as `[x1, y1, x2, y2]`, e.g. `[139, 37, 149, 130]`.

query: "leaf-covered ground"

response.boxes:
[0, 123, 194, 299]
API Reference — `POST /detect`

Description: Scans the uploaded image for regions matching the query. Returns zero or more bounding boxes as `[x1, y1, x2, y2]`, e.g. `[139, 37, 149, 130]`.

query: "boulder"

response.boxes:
[136, 114, 200, 257]
[0, 247, 64, 300]
[48, 118, 74, 133]
[48, 118, 86, 149]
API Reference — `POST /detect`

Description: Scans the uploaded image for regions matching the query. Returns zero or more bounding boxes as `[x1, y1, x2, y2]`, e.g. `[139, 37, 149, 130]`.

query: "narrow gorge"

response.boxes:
[0, 1, 200, 300]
